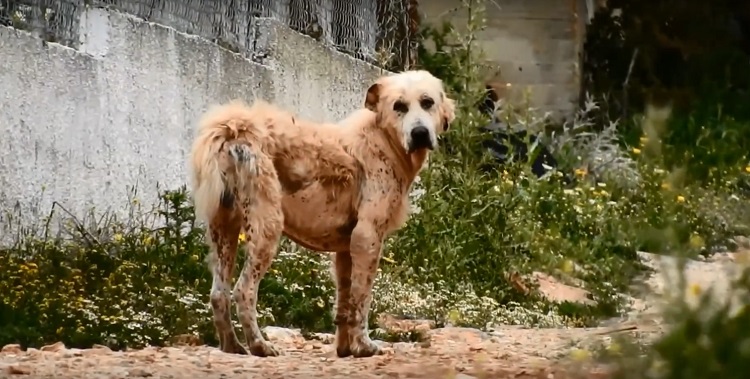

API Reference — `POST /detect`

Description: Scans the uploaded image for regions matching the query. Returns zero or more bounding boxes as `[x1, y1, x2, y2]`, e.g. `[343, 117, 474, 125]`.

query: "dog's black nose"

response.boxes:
[409, 126, 432, 151]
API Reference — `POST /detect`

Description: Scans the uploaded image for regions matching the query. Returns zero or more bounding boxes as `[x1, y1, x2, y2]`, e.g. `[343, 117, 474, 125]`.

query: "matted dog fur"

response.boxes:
[189, 70, 455, 359]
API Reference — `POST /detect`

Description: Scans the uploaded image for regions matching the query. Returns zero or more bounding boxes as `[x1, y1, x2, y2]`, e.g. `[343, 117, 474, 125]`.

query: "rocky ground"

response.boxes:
[0, 248, 746, 379]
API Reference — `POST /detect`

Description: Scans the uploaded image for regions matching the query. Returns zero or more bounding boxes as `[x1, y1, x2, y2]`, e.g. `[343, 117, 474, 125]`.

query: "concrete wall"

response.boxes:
[420, 0, 587, 119]
[0, 7, 383, 239]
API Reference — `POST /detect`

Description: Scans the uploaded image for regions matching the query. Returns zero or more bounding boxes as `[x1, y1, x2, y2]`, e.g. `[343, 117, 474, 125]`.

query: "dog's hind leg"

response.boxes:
[332, 251, 353, 358]
[233, 168, 284, 358]
[206, 212, 247, 355]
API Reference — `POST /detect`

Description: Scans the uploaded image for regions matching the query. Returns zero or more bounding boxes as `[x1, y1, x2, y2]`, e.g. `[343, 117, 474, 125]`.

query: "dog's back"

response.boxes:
[190, 99, 358, 224]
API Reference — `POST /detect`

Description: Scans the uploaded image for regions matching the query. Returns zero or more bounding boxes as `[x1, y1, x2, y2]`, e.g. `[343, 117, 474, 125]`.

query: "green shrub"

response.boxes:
[0, 188, 211, 349]
[0, 188, 337, 349]
[593, 259, 750, 379]
[392, 0, 750, 328]
[647, 268, 750, 379]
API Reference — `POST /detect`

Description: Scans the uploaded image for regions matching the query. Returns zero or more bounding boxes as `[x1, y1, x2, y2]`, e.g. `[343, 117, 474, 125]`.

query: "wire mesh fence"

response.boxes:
[0, 0, 418, 70]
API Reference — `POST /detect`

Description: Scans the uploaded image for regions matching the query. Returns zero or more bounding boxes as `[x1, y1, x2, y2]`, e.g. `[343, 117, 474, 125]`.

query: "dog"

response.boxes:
[189, 70, 455, 359]
[189, 99, 359, 357]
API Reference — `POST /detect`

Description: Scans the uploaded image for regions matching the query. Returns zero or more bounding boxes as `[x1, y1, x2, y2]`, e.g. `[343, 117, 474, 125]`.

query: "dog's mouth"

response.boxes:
[407, 143, 434, 154]
[407, 125, 435, 153]
[408, 138, 434, 153]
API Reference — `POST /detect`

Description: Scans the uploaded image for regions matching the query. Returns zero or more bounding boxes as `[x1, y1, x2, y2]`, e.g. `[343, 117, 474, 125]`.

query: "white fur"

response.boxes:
[386, 71, 445, 152]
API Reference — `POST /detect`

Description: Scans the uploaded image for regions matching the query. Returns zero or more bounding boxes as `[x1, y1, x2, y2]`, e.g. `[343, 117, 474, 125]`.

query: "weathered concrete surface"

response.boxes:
[0, 8, 382, 241]
[420, 0, 587, 119]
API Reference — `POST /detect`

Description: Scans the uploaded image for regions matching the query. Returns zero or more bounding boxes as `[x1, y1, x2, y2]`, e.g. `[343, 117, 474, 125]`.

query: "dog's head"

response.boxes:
[365, 70, 455, 153]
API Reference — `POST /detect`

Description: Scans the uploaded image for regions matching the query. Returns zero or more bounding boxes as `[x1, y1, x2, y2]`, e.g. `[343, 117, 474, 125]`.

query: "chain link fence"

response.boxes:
[0, 0, 418, 70]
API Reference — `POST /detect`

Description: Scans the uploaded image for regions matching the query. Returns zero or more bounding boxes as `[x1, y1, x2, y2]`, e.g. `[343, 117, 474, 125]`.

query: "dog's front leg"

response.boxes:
[347, 220, 384, 358]
[332, 251, 353, 358]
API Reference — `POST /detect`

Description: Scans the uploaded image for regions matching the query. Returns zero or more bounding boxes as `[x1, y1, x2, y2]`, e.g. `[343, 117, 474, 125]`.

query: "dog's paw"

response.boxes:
[221, 338, 248, 355]
[249, 341, 281, 357]
[336, 345, 352, 358]
[335, 327, 351, 358]
[350, 336, 383, 358]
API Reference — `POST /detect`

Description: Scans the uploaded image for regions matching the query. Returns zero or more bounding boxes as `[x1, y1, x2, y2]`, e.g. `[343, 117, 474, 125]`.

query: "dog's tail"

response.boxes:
[190, 100, 262, 224]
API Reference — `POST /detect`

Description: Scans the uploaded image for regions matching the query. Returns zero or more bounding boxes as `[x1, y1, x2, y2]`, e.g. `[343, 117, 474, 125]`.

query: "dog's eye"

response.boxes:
[393, 101, 408, 113]
[420, 98, 434, 110]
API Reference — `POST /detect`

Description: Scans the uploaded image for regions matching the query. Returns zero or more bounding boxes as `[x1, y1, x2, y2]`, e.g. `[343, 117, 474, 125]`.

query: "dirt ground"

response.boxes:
[0, 326, 637, 379]
[0, 250, 742, 379]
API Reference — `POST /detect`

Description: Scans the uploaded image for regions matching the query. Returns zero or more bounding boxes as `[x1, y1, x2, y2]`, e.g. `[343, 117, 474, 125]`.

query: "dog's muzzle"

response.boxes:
[408, 126, 433, 152]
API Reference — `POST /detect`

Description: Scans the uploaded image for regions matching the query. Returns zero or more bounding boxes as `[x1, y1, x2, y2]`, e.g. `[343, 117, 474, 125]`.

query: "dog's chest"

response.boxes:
[381, 187, 412, 236]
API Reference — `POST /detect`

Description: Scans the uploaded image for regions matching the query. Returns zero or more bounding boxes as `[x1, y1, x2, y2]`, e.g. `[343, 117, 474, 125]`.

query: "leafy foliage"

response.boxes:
[584, 0, 750, 180]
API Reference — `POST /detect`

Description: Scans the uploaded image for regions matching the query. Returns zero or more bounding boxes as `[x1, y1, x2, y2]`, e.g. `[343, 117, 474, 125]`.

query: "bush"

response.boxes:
[587, 257, 750, 379]
[0, 189, 212, 349]
[394, 0, 750, 328]
[0, 188, 338, 349]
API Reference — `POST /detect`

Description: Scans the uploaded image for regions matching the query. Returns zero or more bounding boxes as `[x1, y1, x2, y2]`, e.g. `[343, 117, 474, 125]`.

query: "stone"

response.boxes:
[6, 364, 32, 375]
[40, 342, 65, 353]
[262, 326, 302, 344]
[1, 344, 22, 354]
[128, 368, 153, 377]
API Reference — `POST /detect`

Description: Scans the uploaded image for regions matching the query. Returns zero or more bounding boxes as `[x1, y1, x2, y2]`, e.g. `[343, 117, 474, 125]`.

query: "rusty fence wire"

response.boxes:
[0, 0, 419, 70]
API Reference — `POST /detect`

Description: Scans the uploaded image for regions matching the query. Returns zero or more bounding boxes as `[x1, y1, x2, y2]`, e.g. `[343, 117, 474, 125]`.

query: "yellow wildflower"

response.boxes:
[447, 309, 462, 325]
[745, 165, 750, 173]
[632, 147, 641, 154]
[570, 348, 590, 361]
[676, 195, 686, 203]
[607, 341, 622, 355]
[688, 234, 705, 250]
[113, 233, 124, 242]
[639, 136, 648, 145]
[381, 255, 396, 264]
[238, 233, 247, 243]
[561, 259, 574, 274]
[574, 168, 587, 177]
[689, 283, 702, 297]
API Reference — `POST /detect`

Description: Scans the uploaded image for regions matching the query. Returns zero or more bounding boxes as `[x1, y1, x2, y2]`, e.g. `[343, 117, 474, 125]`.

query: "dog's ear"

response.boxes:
[365, 83, 381, 111]
[442, 96, 456, 132]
